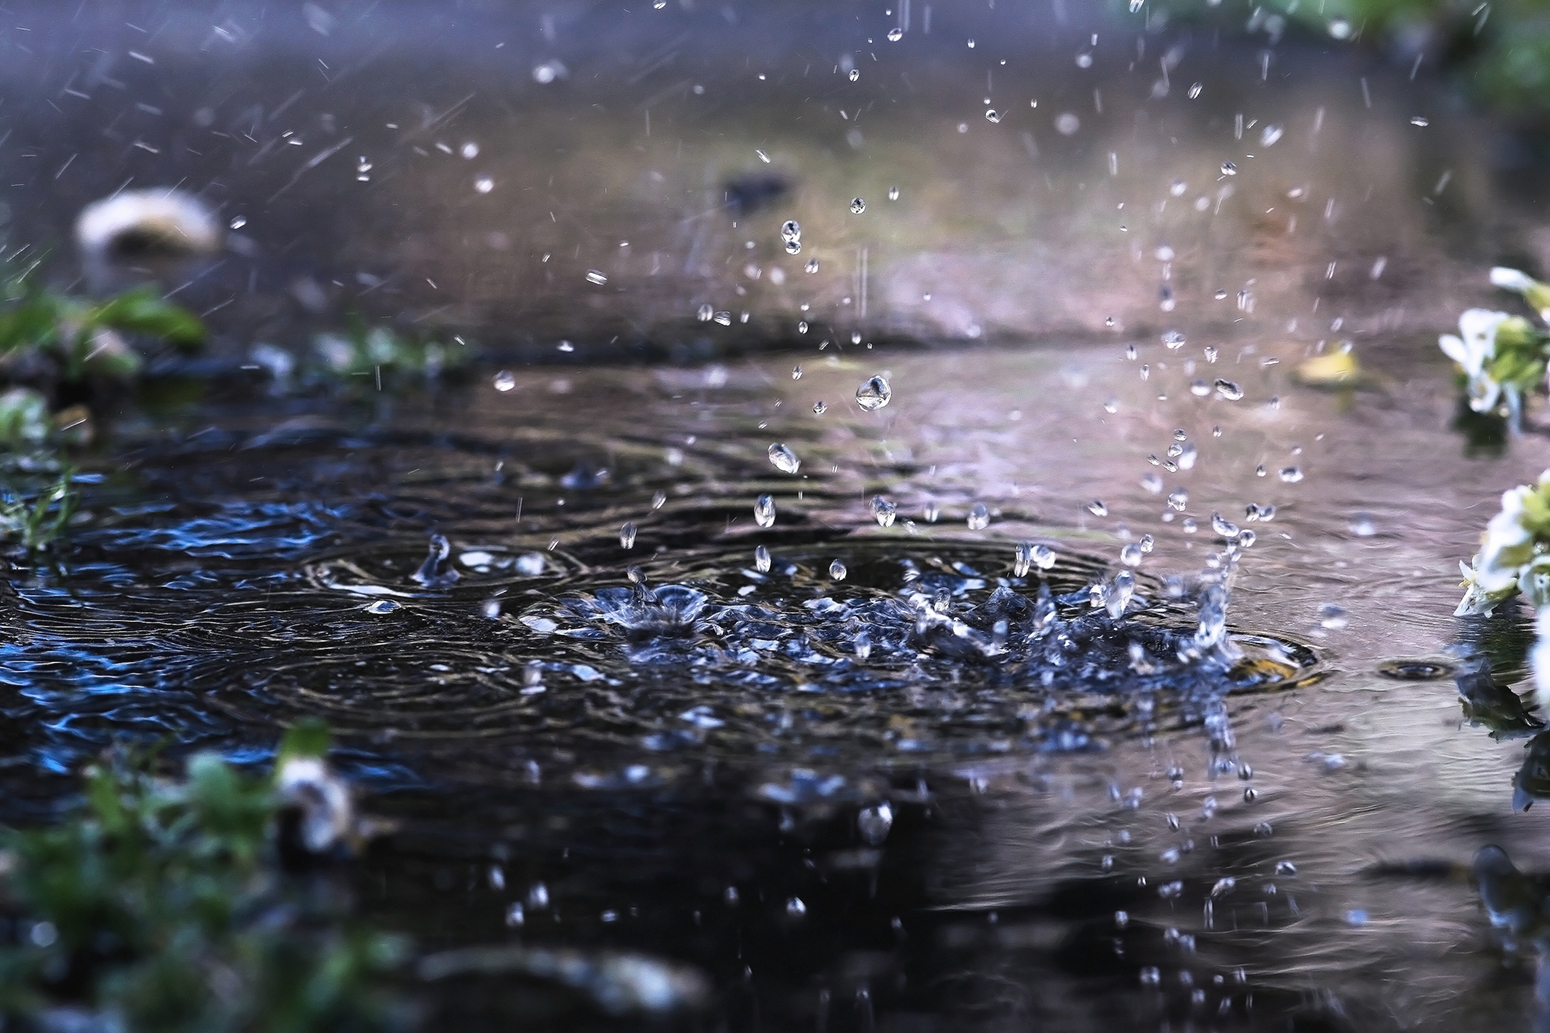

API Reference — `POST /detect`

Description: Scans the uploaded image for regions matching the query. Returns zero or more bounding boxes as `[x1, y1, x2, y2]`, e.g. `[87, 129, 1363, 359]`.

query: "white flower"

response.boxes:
[1440, 308, 1511, 412]
[276, 755, 355, 853]
[1492, 267, 1537, 292]
[1456, 558, 1520, 616]
[1533, 608, 1550, 716]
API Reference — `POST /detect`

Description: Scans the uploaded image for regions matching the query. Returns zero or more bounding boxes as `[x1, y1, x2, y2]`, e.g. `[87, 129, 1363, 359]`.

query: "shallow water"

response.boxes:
[1, 334, 1548, 1029]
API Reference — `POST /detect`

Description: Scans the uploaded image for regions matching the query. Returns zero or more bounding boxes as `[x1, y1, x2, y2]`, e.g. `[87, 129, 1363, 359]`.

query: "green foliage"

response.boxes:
[0, 274, 205, 385]
[312, 317, 470, 382]
[0, 466, 77, 553]
[0, 747, 408, 1033]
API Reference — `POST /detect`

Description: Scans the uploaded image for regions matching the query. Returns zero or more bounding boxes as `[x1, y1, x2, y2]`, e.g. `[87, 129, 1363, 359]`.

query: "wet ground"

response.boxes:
[7, 1, 1550, 1030]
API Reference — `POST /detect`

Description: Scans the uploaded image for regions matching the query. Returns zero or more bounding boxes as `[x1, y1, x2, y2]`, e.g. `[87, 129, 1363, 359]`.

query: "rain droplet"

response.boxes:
[967, 503, 991, 530]
[850, 197, 867, 214]
[1279, 466, 1304, 483]
[755, 494, 777, 527]
[887, 27, 904, 41]
[1162, 330, 1186, 349]
[792, 364, 803, 380]
[1055, 112, 1081, 135]
[1120, 544, 1144, 567]
[652, 490, 667, 510]
[1190, 380, 1211, 397]
[1220, 161, 1238, 176]
[781, 219, 801, 243]
[856, 375, 892, 411]
[1210, 512, 1240, 538]
[1259, 124, 1283, 147]
[785, 239, 802, 255]
[754, 545, 771, 573]
[1076, 52, 1093, 69]
[619, 522, 637, 549]
[1033, 544, 1056, 570]
[492, 370, 516, 392]
[654, 0, 666, 7]
[854, 631, 872, 660]
[813, 401, 828, 414]
[713, 311, 732, 326]
[787, 897, 808, 917]
[1214, 379, 1244, 400]
[806, 258, 820, 273]
[888, 186, 900, 201]
[474, 175, 494, 193]
[1328, 16, 1352, 39]
[829, 559, 848, 580]
[768, 443, 801, 473]
[870, 496, 897, 527]
[697, 303, 714, 321]
[461, 141, 480, 159]
[1169, 179, 1187, 197]
[1087, 500, 1108, 517]
[857, 801, 893, 843]
[1237, 529, 1257, 548]
[367, 599, 400, 614]
[229, 215, 247, 229]
[1168, 488, 1188, 511]
[1214, 288, 1228, 300]
[1188, 82, 1203, 99]
[1410, 115, 1429, 127]
[849, 68, 860, 82]
[985, 109, 1000, 123]
[1014, 541, 1034, 577]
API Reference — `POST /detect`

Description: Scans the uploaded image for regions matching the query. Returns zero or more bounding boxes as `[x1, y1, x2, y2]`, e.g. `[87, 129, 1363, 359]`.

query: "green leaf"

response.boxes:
[87, 289, 205, 348]
[276, 719, 332, 769]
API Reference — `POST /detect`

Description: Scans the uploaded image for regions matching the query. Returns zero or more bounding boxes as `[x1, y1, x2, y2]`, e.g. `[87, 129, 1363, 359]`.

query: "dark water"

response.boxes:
[6, 1, 1550, 1030]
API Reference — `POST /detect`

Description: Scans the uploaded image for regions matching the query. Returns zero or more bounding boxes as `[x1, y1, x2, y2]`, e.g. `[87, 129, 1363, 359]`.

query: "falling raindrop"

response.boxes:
[870, 496, 898, 527]
[619, 522, 637, 549]
[1139, 533, 1155, 553]
[1188, 82, 1203, 99]
[1014, 541, 1034, 577]
[461, 141, 480, 159]
[1169, 179, 1187, 197]
[1214, 288, 1228, 300]
[813, 401, 828, 414]
[1087, 500, 1108, 517]
[856, 375, 892, 411]
[1410, 115, 1429, 127]
[697, 303, 714, 321]
[1055, 112, 1081, 135]
[229, 215, 247, 230]
[887, 27, 904, 41]
[1260, 124, 1283, 147]
[1214, 379, 1244, 400]
[1033, 544, 1057, 570]
[967, 503, 991, 530]
[1162, 330, 1186, 349]
[785, 240, 802, 255]
[1120, 544, 1144, 567]
[985, 109, 1000, 123]
[1210, 512, 1240, 538]
[1328, 16, 1352, 39]
[850, 197, 867, 214]
[792, 364, 803, 380]
[805, 258, 820, 273]
[888, 186, 900, 201]
[713, 311, 732, 326]
[492, 370, 516, 392]
[781, 219, 801, 244]
[474, 175, 494, 193]
[755, 494, 777, 528]
[1279, 466, 1304, 483]
[829, 559, 848, 580]
[1220, 161, 1238, 176]
[754, 545, 771, 573]
[849, 68, 861, 81]
[768, 443, 801, 473]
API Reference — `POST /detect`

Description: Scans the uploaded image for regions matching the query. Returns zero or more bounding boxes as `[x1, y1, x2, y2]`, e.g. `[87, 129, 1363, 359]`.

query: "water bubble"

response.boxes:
[229, 215, 247, 230]
[870, 496, 897, 527]
[887, 27, 904, 41]
[1014, 541, 1034, 577]
[474, 175, 494, 193]
[1033, 544, 1056, 570]
[1210, 512, 1240, 538]
[768, 443, 801, 474]
[492, 370, 516, 392]
[619, 522, 637, 549]
[1162, 330, 1186, 349]
[967, 503, 991, 530]
[806, 258, 820, 273]
[755, 494, 777, 527]
[829, 559, 848, 580]
[781, 219, 801, 243]
[1087, 500, 1108, 517]
[754, 545, 772, 573]
[1214, 379, 1244, 400]
[1220, 160, 1238, 176]
[697, 303, 714, 322]
[1188, 82, 1203, 99]
[856, 375, 892, 411]
[1278, 466, 1304, 483]
[1055, 112, 1081, 135]
[985, 109, 1000, 123]
[857, 802, 893, 844]
[792, 364, 803, 380]
[850, 197, 867, 214]
[1120, 544, 1144, 567]
[813, 401, 828, 414]
[849, 68, 860, 81]
[888, 186, 900, 201]
[367, 599, 400, 614]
